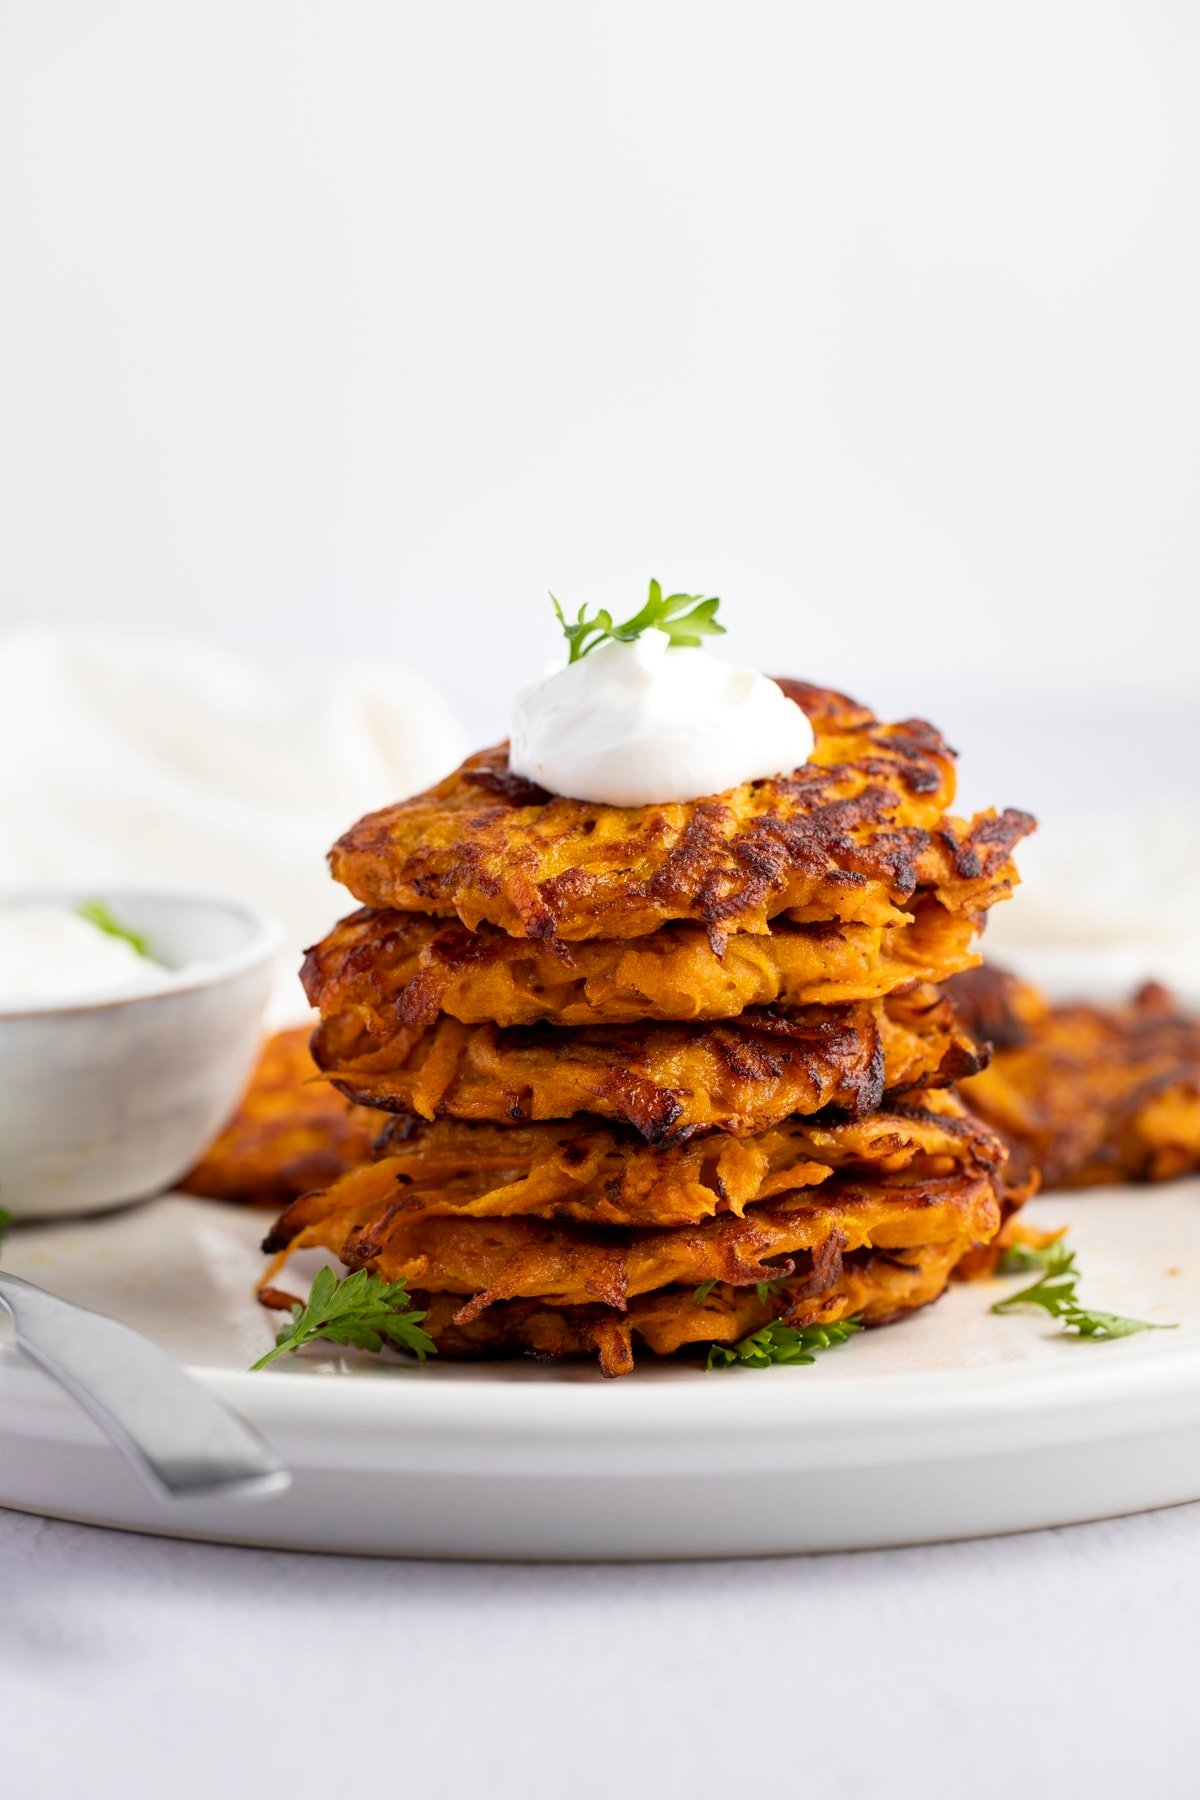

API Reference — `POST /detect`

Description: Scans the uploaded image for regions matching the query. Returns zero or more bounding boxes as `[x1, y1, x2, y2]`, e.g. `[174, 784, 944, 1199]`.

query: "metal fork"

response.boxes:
[0, 1271, 290, 1502]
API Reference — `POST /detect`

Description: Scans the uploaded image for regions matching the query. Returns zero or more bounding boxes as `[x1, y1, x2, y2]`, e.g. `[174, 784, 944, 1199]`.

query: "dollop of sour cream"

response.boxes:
[509, 630, 815, 806]
[0, 906, 167, 1003]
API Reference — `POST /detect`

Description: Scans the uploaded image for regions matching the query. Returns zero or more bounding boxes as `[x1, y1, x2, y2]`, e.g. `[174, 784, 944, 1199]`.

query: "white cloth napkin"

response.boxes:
[0, 628, 467, 1014]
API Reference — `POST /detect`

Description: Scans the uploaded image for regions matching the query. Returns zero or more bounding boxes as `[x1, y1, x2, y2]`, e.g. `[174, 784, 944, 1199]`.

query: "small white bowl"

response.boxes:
[0, 891, 280, 1219]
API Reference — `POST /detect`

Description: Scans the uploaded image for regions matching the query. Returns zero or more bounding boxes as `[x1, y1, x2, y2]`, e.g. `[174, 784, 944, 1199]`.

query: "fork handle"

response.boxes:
[0, 1272, 289, 1502]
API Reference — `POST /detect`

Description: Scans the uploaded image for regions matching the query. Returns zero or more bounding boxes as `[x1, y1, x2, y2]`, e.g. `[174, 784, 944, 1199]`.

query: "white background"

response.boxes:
[1, 8, 1199, 1795]
[2, 0, 1197, 760]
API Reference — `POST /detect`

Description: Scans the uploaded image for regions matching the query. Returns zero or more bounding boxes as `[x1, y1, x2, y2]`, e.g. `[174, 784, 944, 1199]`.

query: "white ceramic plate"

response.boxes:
[1, 1184, 1198, 1559]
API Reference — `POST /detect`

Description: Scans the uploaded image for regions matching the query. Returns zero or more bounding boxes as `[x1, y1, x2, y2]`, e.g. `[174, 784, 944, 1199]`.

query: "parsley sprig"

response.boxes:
[0, 1205, 11, 1247]
[707, 1315, 863, 1371]
[992, 1239, 1174, 1340]
[250, 1267, 436, 1371]
[77, 899, 152, 959]
[694, 1276, 785, 1307]
[551, 579, 725, 664]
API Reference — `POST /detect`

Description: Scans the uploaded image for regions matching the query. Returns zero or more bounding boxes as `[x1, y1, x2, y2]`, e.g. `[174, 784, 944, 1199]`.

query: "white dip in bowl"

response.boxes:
[0, 891, 280, 1219]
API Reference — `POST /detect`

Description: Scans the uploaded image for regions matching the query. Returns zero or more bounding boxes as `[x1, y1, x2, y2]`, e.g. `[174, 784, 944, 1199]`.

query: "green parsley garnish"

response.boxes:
[250, 1267, 436, 1371]
[694, 1277, 786, 1310]
[551, 578, 725, 664]
[707, 1315, 863, 1371]
[76, 900, 152, 960]
[0, 1205, 11, 1247]
[992, 1238, 1174, 1340]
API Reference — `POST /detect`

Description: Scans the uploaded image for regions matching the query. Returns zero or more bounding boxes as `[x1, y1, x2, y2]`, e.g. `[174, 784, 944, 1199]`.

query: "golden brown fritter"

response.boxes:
[261, 1139, 1002, 1376]
[354, 1237, 976, 1377]
[180, 1025, 379, 1207]
[951, 966, 1200, 1189]
[272, 1168, 999, 1311]
[329, 679, 1034, 941]
[302, 897, 983, 1031]
[265, 1087, 1000, 1234]
[311, 984, 984, 1139]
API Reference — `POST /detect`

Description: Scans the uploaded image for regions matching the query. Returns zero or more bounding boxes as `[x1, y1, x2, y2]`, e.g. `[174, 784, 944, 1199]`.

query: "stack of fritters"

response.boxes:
[264, 680, 1035, 1375]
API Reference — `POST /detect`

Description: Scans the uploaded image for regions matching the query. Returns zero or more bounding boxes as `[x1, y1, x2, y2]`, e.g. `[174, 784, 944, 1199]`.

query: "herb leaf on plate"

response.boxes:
[707, 1315, 862, 1371]
[992, 1238, 1173, 1340]
[250, 1266, 436, 1371]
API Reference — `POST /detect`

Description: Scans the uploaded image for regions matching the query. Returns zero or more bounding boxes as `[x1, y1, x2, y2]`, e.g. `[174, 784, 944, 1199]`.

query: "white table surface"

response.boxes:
[3, 1499, 1195, 1798]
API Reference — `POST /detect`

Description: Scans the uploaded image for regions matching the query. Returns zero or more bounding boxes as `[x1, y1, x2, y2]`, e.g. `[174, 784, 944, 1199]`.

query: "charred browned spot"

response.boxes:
[462, 766, 552, 807]
[1133, 982, 1179, 1021]
[645, 801, 730, 907]
[946, 965, 1032, 1051]
[427, 924, 490, 971]
[782, 1229, 847, 1313]
[373, 1113, 425, 1157]
[260, 1196, 314, 1254]
[709, 1027, 788, 1084]
[846, 1245, 923, 1272]
[938, 824, 981, 881]
[804, 920, 845, 945]
[342, 1198, 414, 1267]
[771, 676, 878, 729]
[330, 1074, 413, 1115]
[597, 1069, 686, 1142]
[934, 1036, 989, 1083]
[856, 1035, 887, 1114]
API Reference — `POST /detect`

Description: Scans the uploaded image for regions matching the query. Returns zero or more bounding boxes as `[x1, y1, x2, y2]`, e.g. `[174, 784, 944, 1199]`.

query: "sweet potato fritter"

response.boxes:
[951, 966, 1200, 1189]
[262, 1101, 1007, 1368]
[265, 1088, 1002, 1234]
[180, 1025, 379, 1207]
[302, 896, 983, 1030]
[329, 680, 1034, 941]
[311, 984, 984, 1140]
[399, 1237, 977, 1376]
[271, 1170, 1000, 1310]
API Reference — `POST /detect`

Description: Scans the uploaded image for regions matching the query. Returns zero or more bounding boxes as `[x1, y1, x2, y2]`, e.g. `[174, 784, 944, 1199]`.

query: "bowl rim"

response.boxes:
[0, 888, 284, 1019]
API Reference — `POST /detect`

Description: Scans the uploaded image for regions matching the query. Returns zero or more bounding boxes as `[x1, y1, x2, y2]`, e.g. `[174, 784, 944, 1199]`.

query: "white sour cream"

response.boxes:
[509, 630, 815, 806]
[0, 906, 167, 1003]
